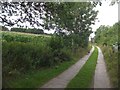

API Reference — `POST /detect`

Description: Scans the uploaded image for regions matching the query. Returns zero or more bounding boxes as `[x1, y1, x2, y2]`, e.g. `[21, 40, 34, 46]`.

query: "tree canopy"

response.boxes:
[0, 1, 99, 47]
[95, 21, 119, 46]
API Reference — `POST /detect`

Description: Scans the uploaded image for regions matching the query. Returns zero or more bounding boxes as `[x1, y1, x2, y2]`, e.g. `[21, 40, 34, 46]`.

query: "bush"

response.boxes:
[48, 36, 71, 63]
[48, 36, 63, 51]
[31, 44, 54, 68]
[3, 40, 65, 77]
[57, 48, 71, 62]
[2, 42, 33, 74]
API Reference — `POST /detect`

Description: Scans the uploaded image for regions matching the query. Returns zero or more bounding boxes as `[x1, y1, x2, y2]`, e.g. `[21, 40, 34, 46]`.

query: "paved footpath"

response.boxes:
[40, 46, 94, 88]
[94, 46, 111, 88]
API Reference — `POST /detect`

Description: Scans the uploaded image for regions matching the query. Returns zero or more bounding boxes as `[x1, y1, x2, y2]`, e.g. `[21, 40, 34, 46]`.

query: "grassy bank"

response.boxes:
[6, 47, 91, 88]
[100, 45, 118, 88]
[67, 46, 98, 88]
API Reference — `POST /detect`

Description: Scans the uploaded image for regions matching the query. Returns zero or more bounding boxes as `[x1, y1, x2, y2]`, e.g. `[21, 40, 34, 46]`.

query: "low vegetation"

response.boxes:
[2, 31, 91, 88]
[67, 46, 98, 88]
[5, 47, 90, 88]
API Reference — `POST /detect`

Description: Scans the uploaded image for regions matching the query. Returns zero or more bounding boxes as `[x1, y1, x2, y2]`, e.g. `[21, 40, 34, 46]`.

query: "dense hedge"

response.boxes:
[2, 33, 72, 80]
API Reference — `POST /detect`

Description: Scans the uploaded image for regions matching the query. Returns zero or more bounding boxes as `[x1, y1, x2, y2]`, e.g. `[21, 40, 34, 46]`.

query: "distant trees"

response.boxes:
[1, 26, 9, 31]
[11, 28, 44, 34]
[95, 22, 119, 46]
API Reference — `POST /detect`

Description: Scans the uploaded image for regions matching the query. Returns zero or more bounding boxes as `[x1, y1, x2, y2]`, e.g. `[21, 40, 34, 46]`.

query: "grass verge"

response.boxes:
[66, 46, 98, 88]
[5, 46, 92, 88]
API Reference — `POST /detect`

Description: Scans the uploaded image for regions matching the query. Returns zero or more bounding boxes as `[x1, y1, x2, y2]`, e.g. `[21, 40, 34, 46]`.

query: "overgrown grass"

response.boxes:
[66, 46, 98, 88]
[100, 45, 118, 88]
[5, 47, 91, 88]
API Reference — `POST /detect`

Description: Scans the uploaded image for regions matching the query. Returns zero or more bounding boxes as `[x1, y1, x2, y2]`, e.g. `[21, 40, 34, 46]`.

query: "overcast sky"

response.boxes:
[90, 0, 118, 38]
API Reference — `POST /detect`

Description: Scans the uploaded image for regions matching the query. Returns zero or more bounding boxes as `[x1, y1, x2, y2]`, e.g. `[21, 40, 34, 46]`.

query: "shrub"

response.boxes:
[48, 36, 63, 51]
[31, 44, 54, 68]
[48, 36, 71, 63]
[2, 42, 32, 74]
[59, 48, 71, 61]
[2, 41, 56, 76]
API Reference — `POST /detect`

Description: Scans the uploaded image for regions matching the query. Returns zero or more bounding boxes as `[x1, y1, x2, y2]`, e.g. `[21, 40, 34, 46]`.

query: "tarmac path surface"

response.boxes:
[93, 46, 111, 88]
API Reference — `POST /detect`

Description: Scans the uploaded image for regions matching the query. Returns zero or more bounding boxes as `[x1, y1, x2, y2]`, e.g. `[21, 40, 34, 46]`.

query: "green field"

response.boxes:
[1, 31, 50, 43]
[1, 31, 51, 37]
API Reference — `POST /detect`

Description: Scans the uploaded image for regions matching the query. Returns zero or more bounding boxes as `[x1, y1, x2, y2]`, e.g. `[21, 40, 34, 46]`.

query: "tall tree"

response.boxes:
[0, 1, 99, 47]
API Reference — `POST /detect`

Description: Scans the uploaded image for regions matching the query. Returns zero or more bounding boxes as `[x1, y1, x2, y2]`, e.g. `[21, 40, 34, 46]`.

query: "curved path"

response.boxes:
[93, 46, 111, 88]
[40, 46, 94, 88]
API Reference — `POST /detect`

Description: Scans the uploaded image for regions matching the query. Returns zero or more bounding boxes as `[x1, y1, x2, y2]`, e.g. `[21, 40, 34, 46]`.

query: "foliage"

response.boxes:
[48, 36, 63, 51]
[2, 31, 73, 87]
[4, 47, 90, 88]
[0, 2, 99, 47]
[2, 31, 92, 88]
[95, 22, 119, 46]
[45, 2, 97, 47]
